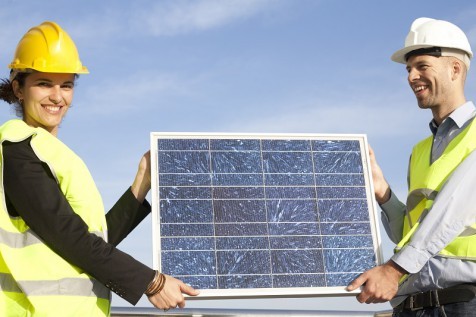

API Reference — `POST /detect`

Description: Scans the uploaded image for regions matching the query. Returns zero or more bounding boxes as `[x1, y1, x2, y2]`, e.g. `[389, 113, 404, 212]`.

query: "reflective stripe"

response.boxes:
[0, 272, 22, 293]
[0, 272, 110, 300]
[406, 188, 438, 212]
[0, 226, 105, 248]
[0, 226, 42, 248]
[460, 227, 476, 236]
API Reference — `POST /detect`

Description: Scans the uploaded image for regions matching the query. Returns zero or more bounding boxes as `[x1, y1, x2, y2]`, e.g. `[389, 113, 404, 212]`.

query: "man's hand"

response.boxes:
[346, 261, 406, 304]
[131, 151, 152, 203]
[369, 146, 391, 204]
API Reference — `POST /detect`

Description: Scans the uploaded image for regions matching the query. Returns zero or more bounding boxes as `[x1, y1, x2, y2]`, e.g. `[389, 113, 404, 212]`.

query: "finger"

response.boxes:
[180, 283, 200, 296]
[346, 274, 365, 291]
[159, 291, 176, 310]
[356, 291, 370, 304]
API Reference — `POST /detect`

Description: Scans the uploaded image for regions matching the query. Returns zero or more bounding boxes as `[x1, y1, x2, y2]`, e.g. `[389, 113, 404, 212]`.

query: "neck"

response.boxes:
[431, 97, 467, 125]
[23, 119, 59, 137]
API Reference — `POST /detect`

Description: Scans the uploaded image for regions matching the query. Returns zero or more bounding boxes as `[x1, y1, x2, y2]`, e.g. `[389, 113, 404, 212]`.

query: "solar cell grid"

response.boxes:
[151, 133, 382, 298]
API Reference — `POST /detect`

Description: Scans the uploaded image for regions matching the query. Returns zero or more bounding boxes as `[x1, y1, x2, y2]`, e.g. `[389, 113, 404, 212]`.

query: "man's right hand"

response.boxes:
[369, 146, 391, 204]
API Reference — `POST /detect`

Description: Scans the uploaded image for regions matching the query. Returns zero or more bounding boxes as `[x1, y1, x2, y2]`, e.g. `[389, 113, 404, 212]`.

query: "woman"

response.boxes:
[0, 21, 199, 316]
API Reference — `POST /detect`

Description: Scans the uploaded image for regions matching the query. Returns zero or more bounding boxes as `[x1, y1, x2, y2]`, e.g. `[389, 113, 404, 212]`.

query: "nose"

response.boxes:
[49, 85, 62, 104]
[407, 68, 420, 83]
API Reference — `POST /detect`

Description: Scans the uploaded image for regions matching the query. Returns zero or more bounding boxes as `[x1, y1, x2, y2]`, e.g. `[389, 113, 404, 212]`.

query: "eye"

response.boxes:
[61, 83, 75, 90]
[37, 81, 52, 87]
[418, 64, 429, 71]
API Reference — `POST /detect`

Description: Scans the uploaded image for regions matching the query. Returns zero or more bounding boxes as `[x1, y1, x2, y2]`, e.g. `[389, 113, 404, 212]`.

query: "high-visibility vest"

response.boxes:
[0, 119, 111, 316]
[395, 117, 476, 259]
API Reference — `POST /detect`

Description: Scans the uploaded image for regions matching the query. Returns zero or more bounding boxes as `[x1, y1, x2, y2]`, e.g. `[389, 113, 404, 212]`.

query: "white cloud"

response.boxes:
[75, 72, 186, 114]
[134, 0, 279, 36]
[223, 90, 429, 140]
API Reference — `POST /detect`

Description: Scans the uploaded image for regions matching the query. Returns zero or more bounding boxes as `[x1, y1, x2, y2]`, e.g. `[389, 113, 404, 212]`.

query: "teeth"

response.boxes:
[414, 86, 426, 92]
[44, 105, 61, 112]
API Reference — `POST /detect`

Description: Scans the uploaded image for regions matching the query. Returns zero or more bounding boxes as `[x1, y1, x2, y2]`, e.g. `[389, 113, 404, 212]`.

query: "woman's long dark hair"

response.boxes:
[0, 72, 30, 117]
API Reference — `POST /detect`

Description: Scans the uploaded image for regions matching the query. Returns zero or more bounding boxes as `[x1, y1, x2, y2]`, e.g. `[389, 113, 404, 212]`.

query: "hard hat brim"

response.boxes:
[391, 44, 436, 64]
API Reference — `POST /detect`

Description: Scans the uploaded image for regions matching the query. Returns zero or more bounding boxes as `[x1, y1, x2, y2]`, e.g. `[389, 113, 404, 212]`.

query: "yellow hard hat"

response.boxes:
[8, 21, 88, 74]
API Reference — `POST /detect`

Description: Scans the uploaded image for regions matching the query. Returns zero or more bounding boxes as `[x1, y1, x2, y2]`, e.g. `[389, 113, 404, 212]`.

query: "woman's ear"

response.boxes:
[11, 80, 23, 100]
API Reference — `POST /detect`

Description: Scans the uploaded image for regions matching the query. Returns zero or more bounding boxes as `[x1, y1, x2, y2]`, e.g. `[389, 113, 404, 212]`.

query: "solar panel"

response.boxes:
[150, 133, 382, 298]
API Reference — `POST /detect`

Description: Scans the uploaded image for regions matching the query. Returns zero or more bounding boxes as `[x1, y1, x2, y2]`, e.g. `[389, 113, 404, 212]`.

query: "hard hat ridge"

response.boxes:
[391, 17, 473, 69]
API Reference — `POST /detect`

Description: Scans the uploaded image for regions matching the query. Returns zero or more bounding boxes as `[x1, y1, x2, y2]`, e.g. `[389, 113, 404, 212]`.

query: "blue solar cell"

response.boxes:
[265, 173, 314, 186]
[159, 173, 211, 186]
[314, 152, 363, 174]
[158, 138, 209, 151]
[322, 235, 373, 249]
[152, 134, 381, 297]
[266, 200, 318, 222]
[158, 151, 210, 173]
[212, 187, 265, 199]
[312, 140, 361, 152]
[213, 200, 267, 223]
[324, 249, 375, 273]
[162, 250, 216, 275]
[265, 187, 316, 199]
[318, 199, 370, 222]
[217, 251, 271, 275]
[326, 273, 360, 287]
[211, 139, 260, 151]
[215, 223, 269, 236]
[161, 237, 215, 251]
[320, 222, 371, 235]
[262, 139, 311, 151]
[216, 237, 269, 250]
[269, 236, 323, 250]
[160, 223, 215, 237]
[159, 186, 211, 199]
[273, 274, 326, 288]
[160, 200, 213, 223]
[268, 223, 320, 236]
[212, 173, 263, 186]
[315, 186, 367, 199]
[218, 275, 272, 289]
[315, 174, 365, 186]
[262, 152, 313, 173]
[271, 249, 324, 274]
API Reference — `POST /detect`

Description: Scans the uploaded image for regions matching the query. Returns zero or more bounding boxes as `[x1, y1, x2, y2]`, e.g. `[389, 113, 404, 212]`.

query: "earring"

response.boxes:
[18, 98, 23, 105]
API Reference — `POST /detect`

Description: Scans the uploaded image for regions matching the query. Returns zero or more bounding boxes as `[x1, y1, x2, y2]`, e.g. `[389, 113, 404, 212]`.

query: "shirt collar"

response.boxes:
[429, 101, 476, 135]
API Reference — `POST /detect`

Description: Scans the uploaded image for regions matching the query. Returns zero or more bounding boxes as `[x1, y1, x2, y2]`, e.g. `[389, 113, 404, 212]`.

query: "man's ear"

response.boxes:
[451, 58, 464, 81]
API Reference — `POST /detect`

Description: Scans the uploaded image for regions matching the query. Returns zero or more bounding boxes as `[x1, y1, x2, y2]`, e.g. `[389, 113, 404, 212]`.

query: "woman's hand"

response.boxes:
[131, 151, 151, 203]
[147, 274, 200, 311]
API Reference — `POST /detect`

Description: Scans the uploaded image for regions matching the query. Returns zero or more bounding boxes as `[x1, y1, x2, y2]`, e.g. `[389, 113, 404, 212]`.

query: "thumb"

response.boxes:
[180, 282, 200, 296]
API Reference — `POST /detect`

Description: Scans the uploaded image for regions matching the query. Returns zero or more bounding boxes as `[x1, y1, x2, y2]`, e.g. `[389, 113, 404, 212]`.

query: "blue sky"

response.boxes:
[2, 0, 476, 313]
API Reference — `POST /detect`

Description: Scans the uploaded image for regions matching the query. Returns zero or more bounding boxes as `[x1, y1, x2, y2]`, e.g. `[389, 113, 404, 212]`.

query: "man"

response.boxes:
[347, 17, 476, 316]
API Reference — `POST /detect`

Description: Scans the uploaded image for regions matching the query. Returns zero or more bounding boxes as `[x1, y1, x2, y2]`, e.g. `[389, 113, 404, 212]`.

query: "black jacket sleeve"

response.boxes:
[3, 138, 155, 305]
[107, 188, 151, 247]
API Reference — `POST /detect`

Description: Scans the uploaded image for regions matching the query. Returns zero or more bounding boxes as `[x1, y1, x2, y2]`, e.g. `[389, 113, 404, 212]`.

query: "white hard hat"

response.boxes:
[391, 17, 473, 68]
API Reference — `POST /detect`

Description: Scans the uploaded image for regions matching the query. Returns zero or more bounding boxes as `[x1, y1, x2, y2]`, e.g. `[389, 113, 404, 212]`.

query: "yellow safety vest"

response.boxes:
[395, 117, 476, 259]
[0, 119, 111, 316]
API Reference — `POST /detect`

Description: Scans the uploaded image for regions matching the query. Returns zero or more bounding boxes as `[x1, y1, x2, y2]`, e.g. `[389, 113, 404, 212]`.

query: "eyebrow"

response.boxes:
[34, 78, 75, 85]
